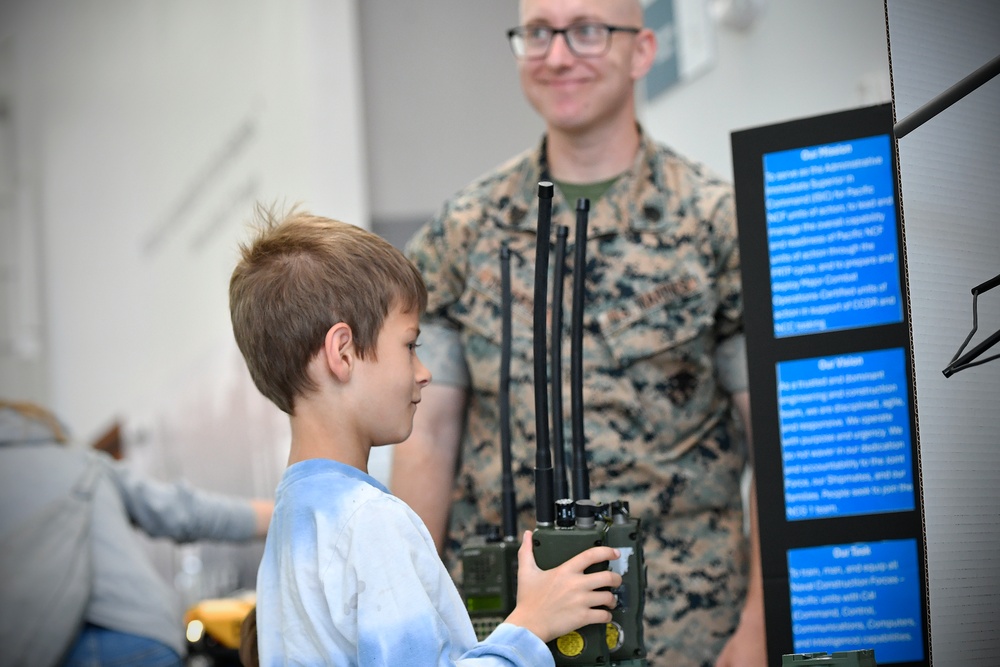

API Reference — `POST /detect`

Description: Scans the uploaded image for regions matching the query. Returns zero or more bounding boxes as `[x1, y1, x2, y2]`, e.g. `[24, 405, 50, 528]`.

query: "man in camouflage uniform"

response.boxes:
[391, 1, 765, 665]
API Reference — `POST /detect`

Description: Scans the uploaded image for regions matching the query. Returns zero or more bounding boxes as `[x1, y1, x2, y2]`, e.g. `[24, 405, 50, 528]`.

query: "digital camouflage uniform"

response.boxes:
[405, 129, 750, 667]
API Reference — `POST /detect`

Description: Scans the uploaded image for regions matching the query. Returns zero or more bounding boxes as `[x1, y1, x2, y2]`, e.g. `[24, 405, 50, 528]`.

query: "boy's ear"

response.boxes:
[324, 322, 355, 382]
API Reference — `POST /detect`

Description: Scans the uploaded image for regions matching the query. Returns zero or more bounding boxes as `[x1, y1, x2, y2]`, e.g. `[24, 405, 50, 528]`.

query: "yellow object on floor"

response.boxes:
[184, 591, 255, 652]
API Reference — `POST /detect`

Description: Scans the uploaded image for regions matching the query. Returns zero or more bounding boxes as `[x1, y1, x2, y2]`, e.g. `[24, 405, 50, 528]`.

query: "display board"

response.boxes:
[731, 104, 929, 666]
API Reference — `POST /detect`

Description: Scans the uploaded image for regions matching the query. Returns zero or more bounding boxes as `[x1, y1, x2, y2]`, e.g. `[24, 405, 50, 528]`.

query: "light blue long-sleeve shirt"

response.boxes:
[256, 458, 553, 666]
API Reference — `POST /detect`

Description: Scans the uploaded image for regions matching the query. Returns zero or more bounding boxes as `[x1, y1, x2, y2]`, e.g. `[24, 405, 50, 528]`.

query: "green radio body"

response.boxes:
[533, 500, 647, 667]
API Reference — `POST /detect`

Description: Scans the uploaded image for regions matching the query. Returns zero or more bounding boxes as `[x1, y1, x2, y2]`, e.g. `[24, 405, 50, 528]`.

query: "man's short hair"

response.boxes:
[229, 205, 427, 414]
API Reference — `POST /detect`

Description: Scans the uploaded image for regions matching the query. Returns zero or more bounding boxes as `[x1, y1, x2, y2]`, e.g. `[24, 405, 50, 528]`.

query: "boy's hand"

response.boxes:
[504, 530, 623, 643]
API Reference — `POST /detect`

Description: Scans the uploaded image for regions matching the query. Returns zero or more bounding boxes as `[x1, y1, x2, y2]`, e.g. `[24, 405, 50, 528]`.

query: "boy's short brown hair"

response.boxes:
[229, 205, 427, 414]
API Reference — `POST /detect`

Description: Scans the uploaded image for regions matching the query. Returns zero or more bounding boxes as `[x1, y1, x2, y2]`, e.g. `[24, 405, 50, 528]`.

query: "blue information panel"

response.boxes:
[788, 539, 925, 664]
[765, 134, 903, 338]
[732, 104, 928, 666]
[778, 348, 915, 521]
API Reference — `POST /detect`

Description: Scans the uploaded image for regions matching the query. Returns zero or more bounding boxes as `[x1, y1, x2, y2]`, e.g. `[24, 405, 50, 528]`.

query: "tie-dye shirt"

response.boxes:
[256, 458, 552, 666]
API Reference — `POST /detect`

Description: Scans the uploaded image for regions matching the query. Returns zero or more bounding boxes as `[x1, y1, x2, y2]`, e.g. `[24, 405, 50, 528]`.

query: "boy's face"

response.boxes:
[353, 305, 431, 447]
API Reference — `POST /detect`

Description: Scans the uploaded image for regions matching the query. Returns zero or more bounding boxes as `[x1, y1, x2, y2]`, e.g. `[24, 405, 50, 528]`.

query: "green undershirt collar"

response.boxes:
[553, 175, 621, 207]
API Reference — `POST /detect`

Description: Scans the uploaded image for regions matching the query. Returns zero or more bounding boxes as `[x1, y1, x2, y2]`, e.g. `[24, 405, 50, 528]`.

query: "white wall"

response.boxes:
[642, 0, 891, 179]
[358, 0, 539, 229]
[886, 1, 1000, 663]
[3, 0, 368, 446]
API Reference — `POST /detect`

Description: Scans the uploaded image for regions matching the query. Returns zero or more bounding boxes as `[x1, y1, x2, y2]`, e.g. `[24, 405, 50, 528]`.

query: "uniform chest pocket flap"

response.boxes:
[595, 278, 715, 370]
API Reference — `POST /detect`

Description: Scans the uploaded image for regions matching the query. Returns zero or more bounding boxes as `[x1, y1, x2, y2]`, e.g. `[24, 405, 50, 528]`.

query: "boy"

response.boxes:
[229, 207, 622, 666]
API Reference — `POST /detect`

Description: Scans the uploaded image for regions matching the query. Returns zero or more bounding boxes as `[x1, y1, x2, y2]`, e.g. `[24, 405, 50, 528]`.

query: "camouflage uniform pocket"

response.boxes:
[590, 283, 717, 463]
[594, 278, 712, 366]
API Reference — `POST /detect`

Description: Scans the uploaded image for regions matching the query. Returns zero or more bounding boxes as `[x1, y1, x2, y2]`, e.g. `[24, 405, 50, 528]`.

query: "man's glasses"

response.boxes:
[507, 22, 641, 60]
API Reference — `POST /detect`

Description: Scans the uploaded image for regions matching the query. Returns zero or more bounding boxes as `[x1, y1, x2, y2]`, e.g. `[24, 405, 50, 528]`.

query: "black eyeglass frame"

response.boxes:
[506, 22, 642, 60]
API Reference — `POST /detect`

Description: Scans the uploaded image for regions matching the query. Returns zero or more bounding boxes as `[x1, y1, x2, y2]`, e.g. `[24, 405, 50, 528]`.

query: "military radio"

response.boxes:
[460, 220, 573, 640]
[782, 650, 877, 666]
[529, 183, 648, 666]
[461, 183, 648, 665]
[461, 243, 520, 640]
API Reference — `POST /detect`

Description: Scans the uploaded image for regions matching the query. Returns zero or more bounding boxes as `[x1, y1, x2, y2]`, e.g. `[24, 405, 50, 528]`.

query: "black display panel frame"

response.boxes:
[731, 103, 929, 666]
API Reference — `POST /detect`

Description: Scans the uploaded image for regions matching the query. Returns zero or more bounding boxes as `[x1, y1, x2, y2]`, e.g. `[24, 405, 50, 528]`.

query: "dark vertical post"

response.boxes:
[498, 243, 517, 538]
[570, 198, 591, 500]
[533, 182, 555, 526]
[550, 225, 570, 502]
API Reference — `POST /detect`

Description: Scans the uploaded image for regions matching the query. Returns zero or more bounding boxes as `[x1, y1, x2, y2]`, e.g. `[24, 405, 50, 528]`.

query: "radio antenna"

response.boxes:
[498, 243, 517, 539]
[533, 182, 555, 526]
[570, 198, 591, 500]
[550, 225, 570, 502]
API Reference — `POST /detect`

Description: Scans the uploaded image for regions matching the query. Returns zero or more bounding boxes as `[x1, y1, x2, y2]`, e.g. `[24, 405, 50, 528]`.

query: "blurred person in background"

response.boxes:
[391, 0, 764, 664]
[0, 400, 272, 667]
